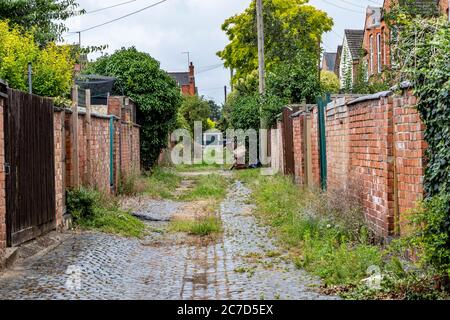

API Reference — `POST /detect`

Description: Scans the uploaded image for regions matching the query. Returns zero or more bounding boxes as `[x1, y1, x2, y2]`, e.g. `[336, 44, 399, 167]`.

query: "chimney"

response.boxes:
[189, 62, 194, 77]
[188, 62, 196, 95]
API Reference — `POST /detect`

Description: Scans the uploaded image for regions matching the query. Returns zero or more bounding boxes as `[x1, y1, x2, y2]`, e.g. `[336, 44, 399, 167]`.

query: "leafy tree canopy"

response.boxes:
[178, 95, 212, 132]
[266, 49, 321, 104]
[0, 0, 84, 46]
[320, 70, 340, 94]
[207, 99, 222, 122]
[86, 47, 182, 169]
[217, 0, 333, 84]
[0, 20, 74, 97]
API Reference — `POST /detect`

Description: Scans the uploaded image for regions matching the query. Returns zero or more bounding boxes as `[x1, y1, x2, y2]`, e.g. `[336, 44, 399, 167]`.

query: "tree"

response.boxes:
[0, 20, 74, 97]
[0, 0, 84, 46]
[224, 91, 286, 131]
[178, 95, 212, 132]
[217, 0, 333, 83]
[207, 99, 222, 122]
[320, 70, 340, 94]
[86, 47, 182, 169]
[266, 50, 321, 104]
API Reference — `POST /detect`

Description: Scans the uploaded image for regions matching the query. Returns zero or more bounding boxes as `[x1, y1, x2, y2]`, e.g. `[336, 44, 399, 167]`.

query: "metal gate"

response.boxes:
[5, 89, 56, 247]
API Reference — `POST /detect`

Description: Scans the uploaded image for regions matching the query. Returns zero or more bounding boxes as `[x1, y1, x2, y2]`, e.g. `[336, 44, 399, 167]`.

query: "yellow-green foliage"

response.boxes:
[0, 20, 74, 97]
[320, 70, 340, 93]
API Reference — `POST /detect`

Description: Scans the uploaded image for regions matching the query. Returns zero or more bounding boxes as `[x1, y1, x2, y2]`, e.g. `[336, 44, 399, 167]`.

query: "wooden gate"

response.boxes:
[5, 89, 56, 247]
[281, 106, 298, 176]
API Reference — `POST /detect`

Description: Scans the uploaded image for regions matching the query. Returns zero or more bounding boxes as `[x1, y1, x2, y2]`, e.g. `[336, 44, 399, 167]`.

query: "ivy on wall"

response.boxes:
[394, 17, 450, 197]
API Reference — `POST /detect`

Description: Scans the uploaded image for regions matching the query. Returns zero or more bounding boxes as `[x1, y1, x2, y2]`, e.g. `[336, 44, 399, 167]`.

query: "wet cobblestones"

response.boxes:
[0, 180, 337, 300]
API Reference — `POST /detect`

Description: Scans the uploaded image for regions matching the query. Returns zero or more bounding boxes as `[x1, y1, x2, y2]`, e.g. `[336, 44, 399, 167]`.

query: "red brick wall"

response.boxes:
[0, 95, 5, 254]
[347, 97, 395, 237]
[292, 116, 305, 184]
[63, 111, 140, 195]
[439, 0, 449, 15]
[326, 101, 351, 192]
[291, 90, 426, 238]
[393, 92, 426, 235]
[54, 110, 65, 229]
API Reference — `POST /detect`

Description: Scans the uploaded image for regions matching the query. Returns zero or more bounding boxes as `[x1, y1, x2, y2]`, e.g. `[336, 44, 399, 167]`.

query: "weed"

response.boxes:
[118, 170, 148, 196]
[178, 174, 229, 201]
[146, 167, 182, 199]
[237, 172, 383, 287]
[170, 216, 222, 236]
[67, 187, 146, 238]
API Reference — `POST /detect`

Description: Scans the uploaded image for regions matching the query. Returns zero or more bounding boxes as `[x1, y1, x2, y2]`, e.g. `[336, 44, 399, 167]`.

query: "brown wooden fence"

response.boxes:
[4, 89, 56, 246]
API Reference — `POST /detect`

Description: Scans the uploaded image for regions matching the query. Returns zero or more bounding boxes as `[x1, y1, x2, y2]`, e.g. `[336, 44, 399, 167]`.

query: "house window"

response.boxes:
[377, 33, 382, 73]
[369, 35, 374, 74]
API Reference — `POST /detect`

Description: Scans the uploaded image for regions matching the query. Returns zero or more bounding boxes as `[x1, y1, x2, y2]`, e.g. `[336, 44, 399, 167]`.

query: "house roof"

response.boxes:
[168, 72, 189, 86]
[334, 45, 343, 75]
[322, 52, 337, 72]
[344, 29, 364, 60]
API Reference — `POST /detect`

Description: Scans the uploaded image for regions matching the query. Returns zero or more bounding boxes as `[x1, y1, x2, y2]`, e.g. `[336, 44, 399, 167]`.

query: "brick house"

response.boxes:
[321, 52, 337, 72]
[338, 29, 364, 90]
[363, 7, 383, 78]
[371, 0, 449, 72]
[168, 62, 197, 96]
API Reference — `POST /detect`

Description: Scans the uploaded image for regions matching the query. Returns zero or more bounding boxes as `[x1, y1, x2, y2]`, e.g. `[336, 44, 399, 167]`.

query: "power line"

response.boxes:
[335, 0, 367, 10]
[69, 0, 169, 34]
[197, 64, 224, 74]
[318, 0, 365, 14]
[86, 0, 138, 14]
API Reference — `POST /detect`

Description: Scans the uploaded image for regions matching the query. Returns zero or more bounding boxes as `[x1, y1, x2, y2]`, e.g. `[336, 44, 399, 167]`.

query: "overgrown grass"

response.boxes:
[170, 216, 222, 236]
[175, 163, 224, 172]
[145, 167, 182, 199]
[235, 170, 450, 299]
[178, 174, 229, 201]
[118, 170, 148, 196]
[234, 170, 383, 286]
[67, 187, 146, 238]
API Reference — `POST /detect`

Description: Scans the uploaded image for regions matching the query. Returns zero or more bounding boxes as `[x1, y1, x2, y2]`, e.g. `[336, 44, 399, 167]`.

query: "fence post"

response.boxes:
[109, 117, 114, 191]
[302, 100, 313, 187]
[71, 85, 79, 188]
[85, 89, 91, 186]
[317, 95, 329, 190]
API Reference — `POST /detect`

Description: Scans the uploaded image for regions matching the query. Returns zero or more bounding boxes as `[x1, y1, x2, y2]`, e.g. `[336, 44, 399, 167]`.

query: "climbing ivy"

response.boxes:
[393, 17, 449, 197]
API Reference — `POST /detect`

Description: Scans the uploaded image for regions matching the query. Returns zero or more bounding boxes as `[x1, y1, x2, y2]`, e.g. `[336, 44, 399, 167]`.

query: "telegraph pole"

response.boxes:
[256, 0, 266, 129]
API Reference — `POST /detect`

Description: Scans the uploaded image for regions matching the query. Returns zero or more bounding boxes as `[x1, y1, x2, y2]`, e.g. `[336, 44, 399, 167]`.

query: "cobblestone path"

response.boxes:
[0, 178, 337, 300]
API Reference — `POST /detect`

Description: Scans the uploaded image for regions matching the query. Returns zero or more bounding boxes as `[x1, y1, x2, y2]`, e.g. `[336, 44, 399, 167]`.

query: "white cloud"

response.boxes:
[64, 0, 383, 104]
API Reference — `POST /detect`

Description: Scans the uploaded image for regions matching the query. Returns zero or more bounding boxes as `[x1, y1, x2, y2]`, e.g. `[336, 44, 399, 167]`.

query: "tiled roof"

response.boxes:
[334, 45, 343, 75]
[323, 52, 337, 72]
[168, 72, 189, 86]
[344, 29, 364, 60]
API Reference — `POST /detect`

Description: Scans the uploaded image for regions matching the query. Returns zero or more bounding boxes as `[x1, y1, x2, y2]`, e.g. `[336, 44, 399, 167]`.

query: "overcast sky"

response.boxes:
[64, 0, 384, 104]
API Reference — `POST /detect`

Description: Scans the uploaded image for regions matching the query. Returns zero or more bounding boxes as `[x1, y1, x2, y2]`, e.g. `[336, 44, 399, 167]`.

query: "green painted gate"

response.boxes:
[317, 94, 331, 190]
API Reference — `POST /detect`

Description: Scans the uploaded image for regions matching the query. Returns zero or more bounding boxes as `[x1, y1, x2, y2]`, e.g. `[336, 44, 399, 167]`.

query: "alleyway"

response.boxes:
[0, 171, 336, 300]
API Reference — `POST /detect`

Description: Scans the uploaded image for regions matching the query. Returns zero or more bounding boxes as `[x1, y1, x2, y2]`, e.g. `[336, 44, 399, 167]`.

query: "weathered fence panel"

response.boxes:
[5, 89, 56, 247]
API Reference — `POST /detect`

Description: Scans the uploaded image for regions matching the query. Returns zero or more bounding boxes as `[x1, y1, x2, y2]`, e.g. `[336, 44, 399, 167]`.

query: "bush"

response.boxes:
[66, 187, 145, 238]
[408, 193, 450, 277]
[85, 47, 182, 169]
[66, 187, 99, 220]
[0, 20, 74, 97]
